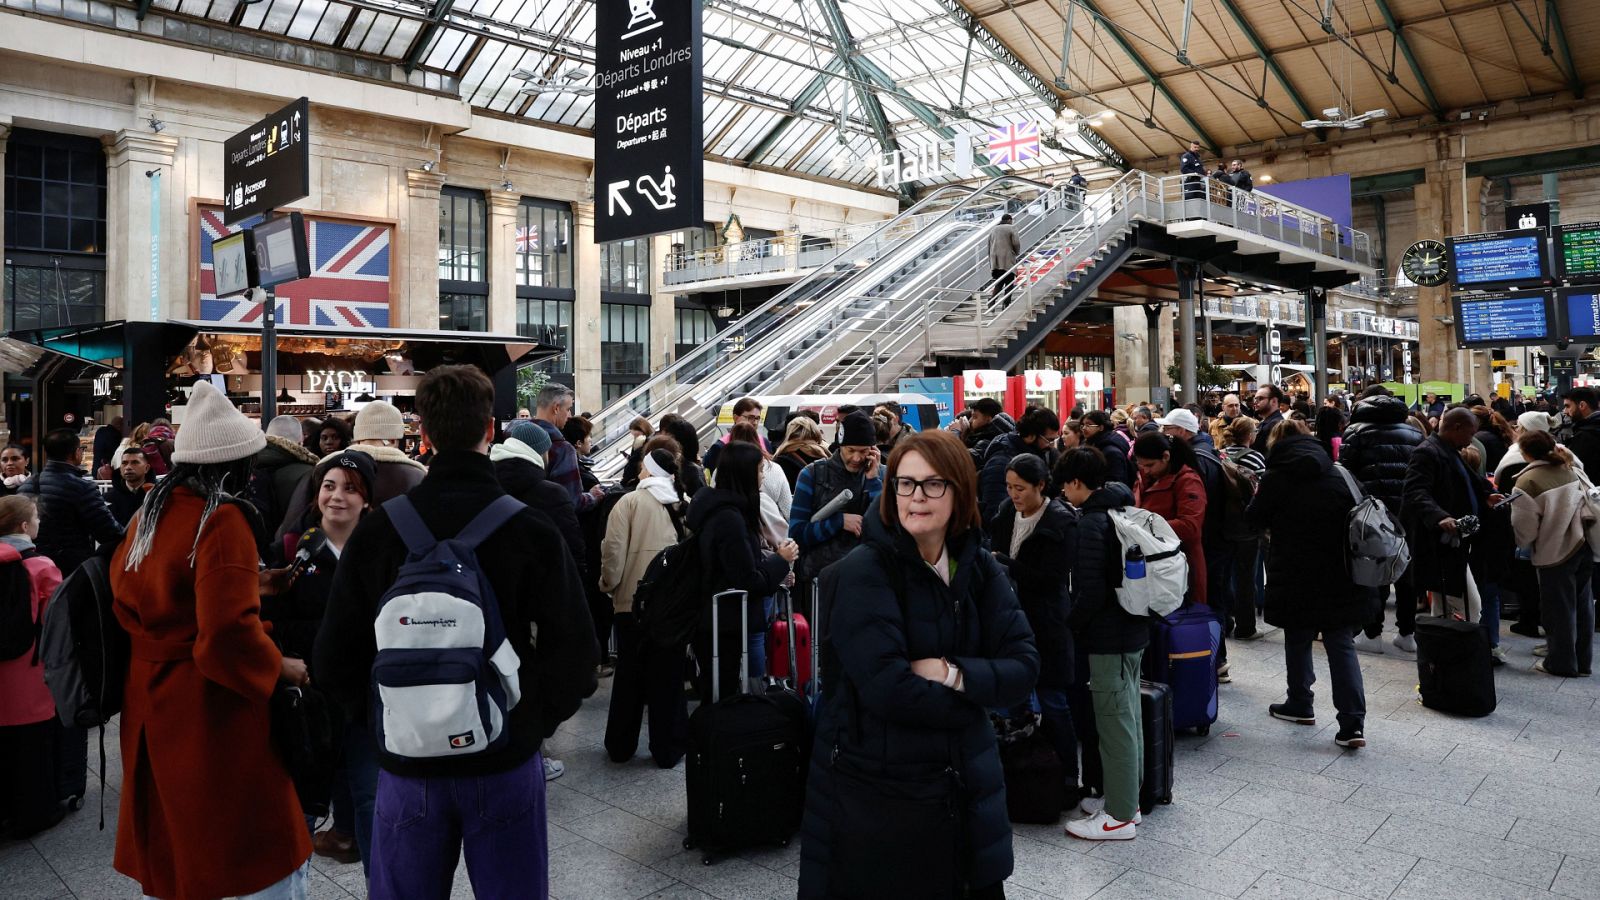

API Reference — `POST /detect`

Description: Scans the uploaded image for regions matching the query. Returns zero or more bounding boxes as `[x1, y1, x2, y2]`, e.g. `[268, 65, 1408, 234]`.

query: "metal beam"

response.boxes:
[1370, 0, 1445, 119]
[1072, 0, 1218, 152]
[850, 56, 1006, 178]
[814, 0, 899, 161]
[403, 0, 459, 74]
[135, 0, 154, 21]
[1544, 0, 1585, 100]
[1214, 0, 1316, 121]
[742, 59, 845, 164]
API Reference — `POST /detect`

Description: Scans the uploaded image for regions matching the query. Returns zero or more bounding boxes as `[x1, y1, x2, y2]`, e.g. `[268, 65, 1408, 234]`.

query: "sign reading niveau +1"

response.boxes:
[223, 97, 310, 226]
[594, 0, 703, 243]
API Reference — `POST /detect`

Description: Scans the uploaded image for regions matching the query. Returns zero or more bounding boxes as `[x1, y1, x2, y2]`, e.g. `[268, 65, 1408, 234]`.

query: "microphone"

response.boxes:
[810, 488, 855, 523]
[287, 527, 328, 580]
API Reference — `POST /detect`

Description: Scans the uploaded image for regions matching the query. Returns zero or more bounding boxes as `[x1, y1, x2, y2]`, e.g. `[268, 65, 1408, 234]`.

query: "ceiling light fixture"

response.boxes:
[1301, 106, 1388, 130]
[276, 388, 295, 404]
[514, 66, 597, 96]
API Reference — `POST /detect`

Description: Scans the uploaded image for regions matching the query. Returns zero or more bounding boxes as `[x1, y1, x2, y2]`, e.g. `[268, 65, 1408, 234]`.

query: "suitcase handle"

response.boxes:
[811, 578, 822, 701]
[710, 590, 749, 705]
[779, 586, 800, 690]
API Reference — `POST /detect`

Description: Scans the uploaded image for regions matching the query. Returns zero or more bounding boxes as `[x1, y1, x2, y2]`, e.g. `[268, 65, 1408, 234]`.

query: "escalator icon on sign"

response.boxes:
[606, 167, 678, 217]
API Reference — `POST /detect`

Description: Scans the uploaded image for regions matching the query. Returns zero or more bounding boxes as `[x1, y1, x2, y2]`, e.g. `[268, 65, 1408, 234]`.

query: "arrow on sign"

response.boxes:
[608, 180, 633, 216]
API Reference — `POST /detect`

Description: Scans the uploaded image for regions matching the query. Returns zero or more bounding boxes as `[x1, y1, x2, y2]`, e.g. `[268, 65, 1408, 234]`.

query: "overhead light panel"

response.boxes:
[1300, 107, 1388, 130]
[515, 66, 596, 96]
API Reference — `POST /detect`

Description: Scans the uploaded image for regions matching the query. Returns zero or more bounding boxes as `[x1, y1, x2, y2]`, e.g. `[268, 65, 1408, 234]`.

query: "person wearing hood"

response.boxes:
[1132, 432, 1208, 605]
[110, 381, 313, 900]
[601, 446, 691, 767]
[491, 420, 583, 566]
[687, 440, 797, 701]
[1080, 409, 1135, 488]
[958, 397, 1011, 461]
[250, 414, 320, 536]
[773, 414, 827, 490]
[789, 412, 883, 585]
[1339, 388, 1425, 654]
[276, 401, 428, 542]
[797, 431, 1037, 897]
[1247, 423, 1369, 749]
[978, 407, 1060, 521]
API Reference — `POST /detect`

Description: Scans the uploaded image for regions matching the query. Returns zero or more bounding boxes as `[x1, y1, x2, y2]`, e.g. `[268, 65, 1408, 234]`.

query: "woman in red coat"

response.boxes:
[1133, 432, 1209, 605]
[111, 381, 311, 900]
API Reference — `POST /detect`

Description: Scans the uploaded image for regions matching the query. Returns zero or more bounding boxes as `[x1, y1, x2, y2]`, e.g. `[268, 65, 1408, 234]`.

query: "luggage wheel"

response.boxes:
[682, 838, 693, 850]
[66, 795, 84, 811]
[1195, 725, 1210, 736]
[702, 854, 715, 866]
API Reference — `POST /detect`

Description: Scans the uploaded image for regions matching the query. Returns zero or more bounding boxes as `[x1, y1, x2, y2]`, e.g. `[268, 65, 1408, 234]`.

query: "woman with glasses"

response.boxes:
[799, 431, 1037, 900]
[1080, 409, 1134, 488]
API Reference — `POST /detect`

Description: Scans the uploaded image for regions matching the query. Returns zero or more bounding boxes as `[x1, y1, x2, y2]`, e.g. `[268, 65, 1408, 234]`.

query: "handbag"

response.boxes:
[270, 682, 339, 818]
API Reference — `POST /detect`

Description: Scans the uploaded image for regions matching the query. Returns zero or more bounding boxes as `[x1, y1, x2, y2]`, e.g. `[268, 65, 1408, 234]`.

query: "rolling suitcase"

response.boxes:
[994, 711, 1064, 824]
[1144, 605, 1221, 734]
[684, 590, 809, 864]
[1138, 679, 1175, 814]
[1414, 614, 1496, 717]
[766, 603, 811, 690]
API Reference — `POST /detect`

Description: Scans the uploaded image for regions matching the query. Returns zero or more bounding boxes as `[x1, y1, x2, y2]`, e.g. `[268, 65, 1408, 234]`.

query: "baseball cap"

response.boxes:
[1153, 409, 1200, 434]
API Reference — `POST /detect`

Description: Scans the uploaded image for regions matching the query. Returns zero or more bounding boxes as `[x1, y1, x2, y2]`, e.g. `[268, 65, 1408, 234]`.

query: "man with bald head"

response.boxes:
[1403, 407, 1503, 623]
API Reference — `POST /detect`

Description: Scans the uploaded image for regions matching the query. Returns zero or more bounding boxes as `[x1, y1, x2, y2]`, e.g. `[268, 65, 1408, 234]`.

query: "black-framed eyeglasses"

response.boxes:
[892, 476, 950, 499]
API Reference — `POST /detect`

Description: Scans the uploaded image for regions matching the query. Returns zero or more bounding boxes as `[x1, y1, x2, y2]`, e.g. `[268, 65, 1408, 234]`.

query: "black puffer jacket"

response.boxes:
[1087, 430, 1135, 488]
[1475, 428, 1510, 474]
[1402, 434, 1502, 595]
[1247, 434, 1369, 629]
[686, 487, 789, 631]
[990, 498, 1076, 689]
[493, 455, 584, 567]
[1339, 396, 1424, 514]
[978, 433, 1053, 521]
[798, 505, 1037, 897]
[19, 460, 124, 576]
[1566, 412, 1600, 475]
[1065, 482, 1149, 654]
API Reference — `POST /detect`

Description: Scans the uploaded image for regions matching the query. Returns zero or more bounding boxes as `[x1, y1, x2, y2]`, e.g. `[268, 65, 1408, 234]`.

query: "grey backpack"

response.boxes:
[1333, 466, 1411, 587]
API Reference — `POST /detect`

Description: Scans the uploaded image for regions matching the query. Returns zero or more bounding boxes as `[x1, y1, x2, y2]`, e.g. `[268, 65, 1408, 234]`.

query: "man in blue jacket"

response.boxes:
[789, 412, 882, 583]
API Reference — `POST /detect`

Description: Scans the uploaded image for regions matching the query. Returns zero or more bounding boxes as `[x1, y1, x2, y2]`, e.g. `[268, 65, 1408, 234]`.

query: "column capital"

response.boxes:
[104, 130, 178, 168]
[407, 169, 445, 199]
[572, 199, 595, 226]
[488, 190, 522, 215]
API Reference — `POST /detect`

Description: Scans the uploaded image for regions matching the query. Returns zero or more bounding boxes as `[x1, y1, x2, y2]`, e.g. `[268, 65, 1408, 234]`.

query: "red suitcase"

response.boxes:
[767, 611, 811, 689]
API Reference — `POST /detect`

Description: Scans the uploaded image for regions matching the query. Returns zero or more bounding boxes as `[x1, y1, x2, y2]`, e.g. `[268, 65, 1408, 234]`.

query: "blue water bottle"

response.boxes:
[1125, 544, 1147, 579]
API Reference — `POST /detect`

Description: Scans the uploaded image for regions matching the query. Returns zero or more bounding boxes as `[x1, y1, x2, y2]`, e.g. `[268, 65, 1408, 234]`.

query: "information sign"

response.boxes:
[222, 97, 309, 225]
[1505, 202, 1552, 231]
[1447, 229, 1549, 289]
[249, 213, 311, 290]
[1558, 287, 1600, 341]
[1452, 289, 1553, 347]
[594, 0, 703, 243]
[1556, 222, 1600, 282]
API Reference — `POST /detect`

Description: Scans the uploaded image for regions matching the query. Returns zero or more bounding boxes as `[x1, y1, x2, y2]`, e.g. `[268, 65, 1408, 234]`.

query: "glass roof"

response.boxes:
[119, 0, 1123, 187]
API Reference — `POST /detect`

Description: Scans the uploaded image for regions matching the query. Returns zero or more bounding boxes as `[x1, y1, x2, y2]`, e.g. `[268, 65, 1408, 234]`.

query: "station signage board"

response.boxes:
[1505, 202, 1552, 231]
[1447, 229, 1550, 290]
[1555, 222, 1600, 282]
[1451, 289, 1554, 348]
[222, 97, 309, 225]
[594, 0, 703, 243]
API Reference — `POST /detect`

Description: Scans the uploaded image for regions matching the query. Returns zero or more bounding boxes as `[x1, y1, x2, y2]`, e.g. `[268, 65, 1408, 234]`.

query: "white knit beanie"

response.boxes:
[172, 381, 267, 464]
[1517, 411, 1553, 434]
[354, 400, 405, 442]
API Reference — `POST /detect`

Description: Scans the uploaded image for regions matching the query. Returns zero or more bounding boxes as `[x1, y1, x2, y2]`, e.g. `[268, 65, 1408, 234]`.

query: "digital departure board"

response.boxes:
[1452, 289, 1553, 347]
[1557, 223, 1600, 281]
[1447, 229, 1549, 289]
[1559, 287, 1600, 341]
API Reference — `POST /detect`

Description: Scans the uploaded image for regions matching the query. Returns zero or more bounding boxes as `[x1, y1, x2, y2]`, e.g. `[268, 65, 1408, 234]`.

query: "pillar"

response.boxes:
[401, 170, 444, 330]
[0, 120, 9, 444]
[649, 233, 676, 373]
[1176, 263, 1198, 404]
[1308, 287, 1329, 401]
[1112, 304, 1163, 405]
[487, 191, 521, 334]
[104, 130, 179, 321]
[572, 200, 602, 409]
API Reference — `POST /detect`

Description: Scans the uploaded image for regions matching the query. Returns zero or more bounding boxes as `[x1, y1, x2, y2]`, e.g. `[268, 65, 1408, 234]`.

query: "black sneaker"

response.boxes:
[1335, 727, 1366, 748]
[1268, 703, 1315, 726]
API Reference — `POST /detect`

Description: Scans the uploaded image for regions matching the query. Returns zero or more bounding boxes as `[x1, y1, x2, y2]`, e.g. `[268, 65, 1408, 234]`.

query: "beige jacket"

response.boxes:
[1509, 461, 1591, 567]
[599, 479, 683, 614]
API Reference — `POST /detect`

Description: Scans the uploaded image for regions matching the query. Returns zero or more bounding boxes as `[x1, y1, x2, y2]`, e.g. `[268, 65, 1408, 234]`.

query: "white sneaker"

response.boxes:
[1065, 809, 1137, 841]
[543, 758, 566, 781]
[1392, 634, 1417, 654]
[1076, 795, 1141, 824]
[1489, 645, 1508, 663]
[1354, 634, 1386, 655]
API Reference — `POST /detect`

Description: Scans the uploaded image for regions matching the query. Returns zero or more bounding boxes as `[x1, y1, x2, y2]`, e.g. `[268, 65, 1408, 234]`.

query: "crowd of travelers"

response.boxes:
[0, 372, 1593, 899]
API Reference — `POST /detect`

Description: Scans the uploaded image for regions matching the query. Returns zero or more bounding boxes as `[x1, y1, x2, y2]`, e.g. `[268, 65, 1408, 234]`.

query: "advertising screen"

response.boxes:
[211, 232, 249, 298]
[1557, 223, 1600, 282]
[1559, 287, 1600, 341]
[1447, 229, 1549, 289]
[1452, 290, 1552, 347]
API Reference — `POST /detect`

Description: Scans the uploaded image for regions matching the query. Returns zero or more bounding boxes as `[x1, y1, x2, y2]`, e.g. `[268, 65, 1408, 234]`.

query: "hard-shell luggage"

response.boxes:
[766, 609, 811, 689]
[995, 711, 1064, 824]
[1144, 604, 1221, 734]
[684, 590, 808, 864]
[1414, 614, 1496, 717]
[1138, 679, 1175, 814]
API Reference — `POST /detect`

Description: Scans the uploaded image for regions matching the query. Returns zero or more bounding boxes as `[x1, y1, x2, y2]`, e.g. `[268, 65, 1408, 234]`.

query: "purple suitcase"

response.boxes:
[1144, 604, 1221, 735]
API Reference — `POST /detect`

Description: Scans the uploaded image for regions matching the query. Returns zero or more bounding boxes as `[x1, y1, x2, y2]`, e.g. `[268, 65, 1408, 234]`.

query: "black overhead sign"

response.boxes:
[594, 0, 703, 243]
[223, 97, 310, 226]
[1505, 202, 1552, 231]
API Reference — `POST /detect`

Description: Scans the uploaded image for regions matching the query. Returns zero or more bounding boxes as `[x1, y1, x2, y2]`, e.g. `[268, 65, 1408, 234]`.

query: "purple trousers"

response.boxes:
[369, 753, 548, 900]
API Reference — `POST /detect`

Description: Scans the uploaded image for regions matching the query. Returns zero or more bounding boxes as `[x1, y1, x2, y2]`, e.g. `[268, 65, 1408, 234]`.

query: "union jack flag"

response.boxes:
[198, 205, 392, 328]
[515, 226, 539, 253]
[986, 121, 1040, 167]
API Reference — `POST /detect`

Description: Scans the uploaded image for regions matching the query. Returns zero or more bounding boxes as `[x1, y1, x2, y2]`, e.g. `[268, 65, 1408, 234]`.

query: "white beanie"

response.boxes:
[266, 415, 301, 441]
[1517, 411, 1553, 434]
[172, 381, 267, 464]
[354, 400, 405, 442]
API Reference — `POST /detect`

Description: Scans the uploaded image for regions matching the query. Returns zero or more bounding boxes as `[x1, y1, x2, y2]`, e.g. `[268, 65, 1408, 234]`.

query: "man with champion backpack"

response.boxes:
[315, 365, 598, 900]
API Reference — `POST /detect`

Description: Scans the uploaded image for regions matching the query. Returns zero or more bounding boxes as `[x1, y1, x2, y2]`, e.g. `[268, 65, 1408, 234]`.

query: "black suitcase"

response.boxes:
[995, 712, 1064, 824]
[684, 590, 808, 864]
[1415, 614, 1497, 717]
[1139, 680, 1175, 814]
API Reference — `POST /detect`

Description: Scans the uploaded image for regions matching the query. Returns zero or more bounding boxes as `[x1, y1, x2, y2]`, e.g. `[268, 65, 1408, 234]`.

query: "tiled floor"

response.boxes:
[7, 608, 1600, 899]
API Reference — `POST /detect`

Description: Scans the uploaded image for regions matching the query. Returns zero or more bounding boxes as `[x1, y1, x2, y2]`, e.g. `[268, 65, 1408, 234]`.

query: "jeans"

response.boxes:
[345, 720, 381, 876]
[1539, 552, 1595, 676]
[748, 596, 775, 683]
[1087, 651, 1144, 823]
[1207, 544, 1232, 665]
[1283, 625, 1366, 732]
[143, 859, 311, 900]
[369, 754, 549, 900]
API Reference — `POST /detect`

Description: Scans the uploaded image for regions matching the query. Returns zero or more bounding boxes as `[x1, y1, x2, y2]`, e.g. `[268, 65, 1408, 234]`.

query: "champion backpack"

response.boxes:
[631, 508, 705, 648]
[1107, 507, 1188, 617]
[371, 495, 527, 760]
[1332, 466, 1411, 588]
[0, 544, 40, 662]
